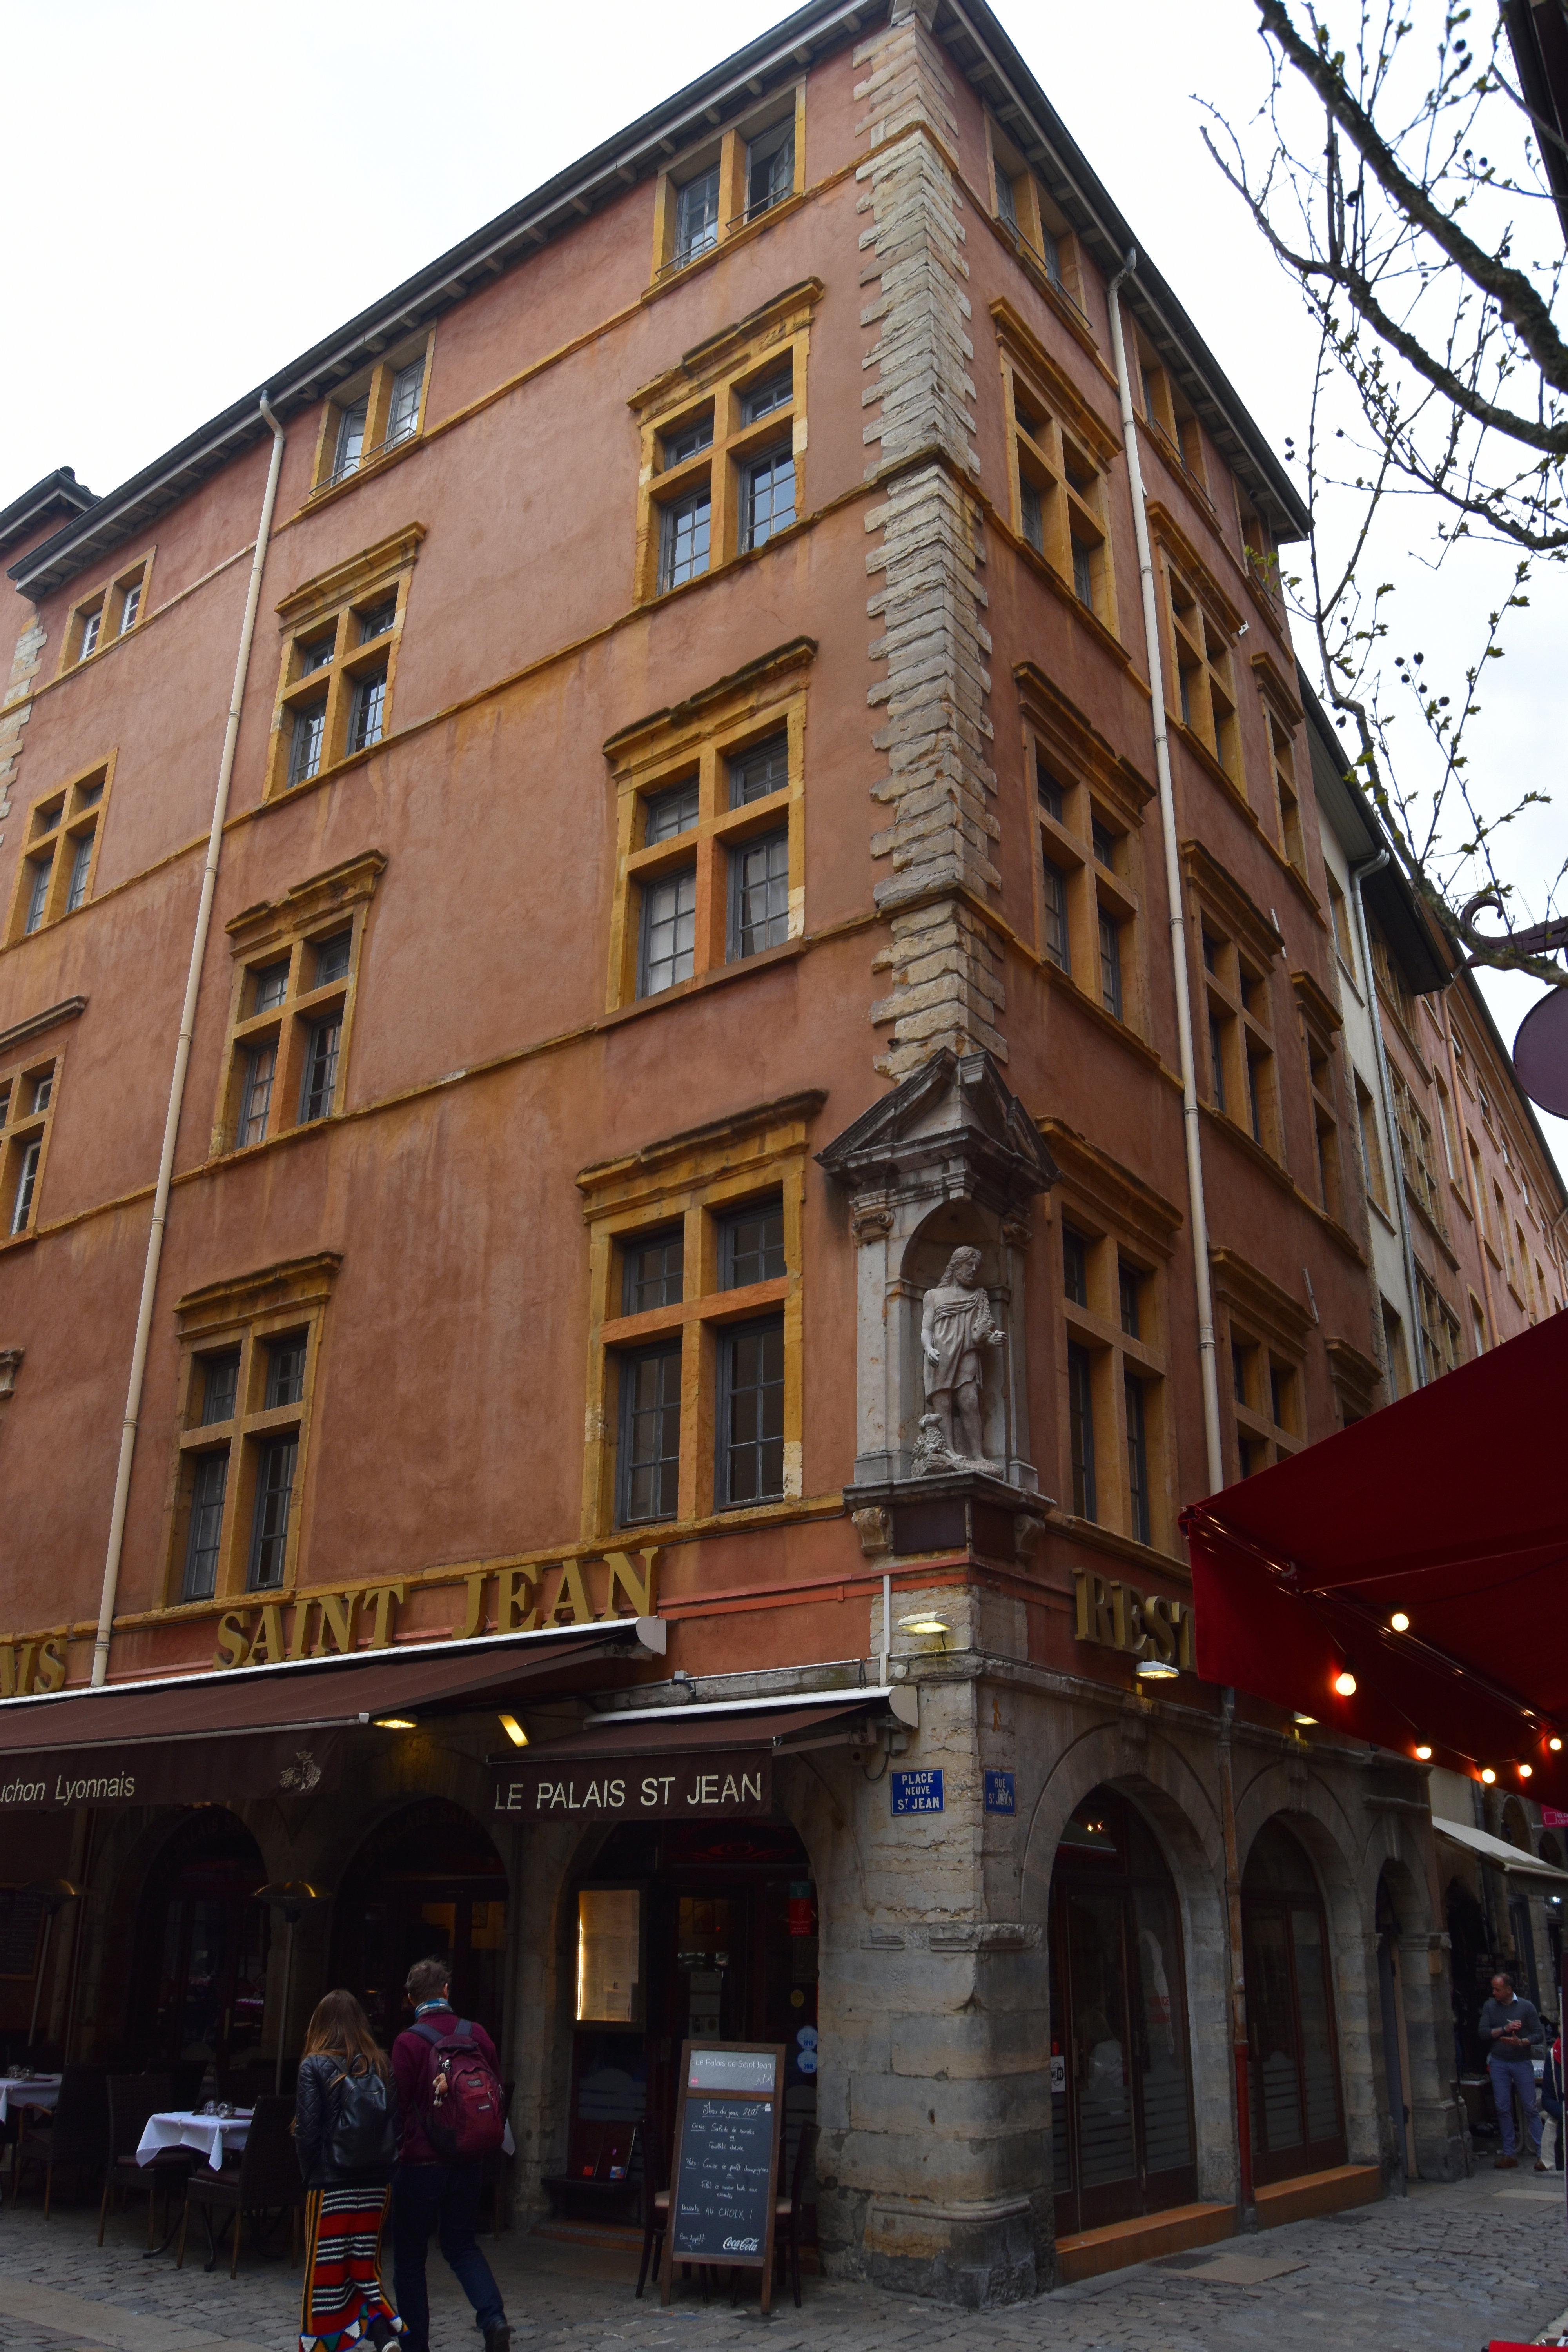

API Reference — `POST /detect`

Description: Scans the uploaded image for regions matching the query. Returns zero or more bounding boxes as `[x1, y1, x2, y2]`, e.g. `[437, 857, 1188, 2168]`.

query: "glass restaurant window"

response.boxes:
[1241, 1818, 1347, 2182]
[1049, 1788, 1198, 2236]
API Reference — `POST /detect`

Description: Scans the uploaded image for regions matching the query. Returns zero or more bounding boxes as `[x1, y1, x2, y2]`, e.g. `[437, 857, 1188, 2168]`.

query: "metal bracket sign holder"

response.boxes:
[659, 2039, 786, 2311]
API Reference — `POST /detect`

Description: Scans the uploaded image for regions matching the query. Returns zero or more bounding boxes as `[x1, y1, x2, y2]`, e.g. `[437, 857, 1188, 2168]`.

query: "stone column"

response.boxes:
[854, 0, 1005, 1083]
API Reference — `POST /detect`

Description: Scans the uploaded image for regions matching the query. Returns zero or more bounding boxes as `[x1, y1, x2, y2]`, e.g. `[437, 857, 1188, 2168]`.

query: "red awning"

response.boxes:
[0, 1621, 661, 1758]
[1183, 1314, 1568, 1792]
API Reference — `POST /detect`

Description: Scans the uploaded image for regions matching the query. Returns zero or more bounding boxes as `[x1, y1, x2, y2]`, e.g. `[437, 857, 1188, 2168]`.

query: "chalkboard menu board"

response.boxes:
[660, 2040, 785, 2310]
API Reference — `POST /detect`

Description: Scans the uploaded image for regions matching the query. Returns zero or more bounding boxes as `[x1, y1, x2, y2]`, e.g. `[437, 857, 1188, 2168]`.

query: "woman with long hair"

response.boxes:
[294, 1989, 404, 2351]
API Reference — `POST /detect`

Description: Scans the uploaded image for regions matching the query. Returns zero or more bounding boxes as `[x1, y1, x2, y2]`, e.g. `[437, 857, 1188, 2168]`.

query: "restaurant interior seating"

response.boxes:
[176, 2094, 303, 2278]
[9, 2064, 108, 2218]
[98, 2072, 187, 2249]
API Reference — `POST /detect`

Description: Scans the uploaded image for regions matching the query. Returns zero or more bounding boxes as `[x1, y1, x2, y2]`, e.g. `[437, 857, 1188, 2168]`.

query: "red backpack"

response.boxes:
[412, 2018, 506, 2161]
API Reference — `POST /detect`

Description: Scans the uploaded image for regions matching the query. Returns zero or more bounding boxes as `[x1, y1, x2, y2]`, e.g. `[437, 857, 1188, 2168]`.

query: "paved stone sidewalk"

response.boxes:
[2, 2171, 1567, 2352]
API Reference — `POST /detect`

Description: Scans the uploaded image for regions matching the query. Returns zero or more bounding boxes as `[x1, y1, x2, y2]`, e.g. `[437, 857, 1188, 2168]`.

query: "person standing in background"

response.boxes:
[1477, 1969, 1548, 2170]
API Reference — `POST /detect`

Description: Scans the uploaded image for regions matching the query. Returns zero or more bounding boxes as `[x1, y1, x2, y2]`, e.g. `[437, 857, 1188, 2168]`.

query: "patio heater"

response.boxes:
[25, 1879, 80, 2053]
[253, 1881, 331, 2094]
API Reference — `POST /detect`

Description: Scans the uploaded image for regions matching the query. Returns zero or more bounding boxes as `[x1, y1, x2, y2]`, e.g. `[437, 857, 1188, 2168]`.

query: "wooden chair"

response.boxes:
[773, 2121, 819, 2310]
[635, 2127, 670, 2300]
[98, 2073, 186, 2248]
[9, 2065, 108, 2218]
[176, 2094, 303, 2278]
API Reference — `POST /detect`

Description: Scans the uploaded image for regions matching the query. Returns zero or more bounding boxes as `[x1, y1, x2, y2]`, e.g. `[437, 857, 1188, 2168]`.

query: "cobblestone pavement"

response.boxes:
[2, 2171, 1567, 2352]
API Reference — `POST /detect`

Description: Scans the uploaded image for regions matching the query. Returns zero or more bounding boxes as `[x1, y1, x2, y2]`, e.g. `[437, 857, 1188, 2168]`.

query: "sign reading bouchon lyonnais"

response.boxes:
[0, 1731, 340, 1813]
[493, 1753, 772, 1820]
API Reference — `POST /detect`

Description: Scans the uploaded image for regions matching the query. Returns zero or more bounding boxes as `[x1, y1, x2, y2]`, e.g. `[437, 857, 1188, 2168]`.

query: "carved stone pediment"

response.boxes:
[817, 1049, 1059, 1209]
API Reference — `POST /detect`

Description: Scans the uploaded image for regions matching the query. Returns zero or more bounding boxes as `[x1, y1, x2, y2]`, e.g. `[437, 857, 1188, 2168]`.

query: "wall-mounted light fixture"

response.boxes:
[498, 1713, 528, 1747]
[374, 1716, 416, 1730]
[1135, 1657, 1178, 1682]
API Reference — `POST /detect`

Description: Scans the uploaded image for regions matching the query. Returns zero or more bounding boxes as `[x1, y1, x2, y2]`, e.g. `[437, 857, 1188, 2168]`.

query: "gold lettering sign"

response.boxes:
[1073, 1571, 1193, 1671]
[209, 1549, 659, 1670]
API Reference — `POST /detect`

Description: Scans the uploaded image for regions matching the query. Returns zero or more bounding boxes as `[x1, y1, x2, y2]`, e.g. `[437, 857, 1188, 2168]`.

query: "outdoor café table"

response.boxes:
[0, 2075, 62, 2123]
[136, 2108, 252, 2173]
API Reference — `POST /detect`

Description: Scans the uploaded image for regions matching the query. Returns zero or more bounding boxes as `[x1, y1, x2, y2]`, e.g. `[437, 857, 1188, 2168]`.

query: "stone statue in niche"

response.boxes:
[918, 1245, 1004, 1473]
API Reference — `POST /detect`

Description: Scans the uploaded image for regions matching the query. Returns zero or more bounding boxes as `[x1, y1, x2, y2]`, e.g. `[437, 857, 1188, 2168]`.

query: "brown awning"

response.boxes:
[0, 1621, 662, 1760]
[522, 1693, 904, 1762]
[490, 1691, 906, 1826]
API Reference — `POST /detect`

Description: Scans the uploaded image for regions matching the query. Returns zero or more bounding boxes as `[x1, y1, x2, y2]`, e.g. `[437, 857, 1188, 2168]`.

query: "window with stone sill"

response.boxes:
[1230, 1327, 1303, 1475]
[1417, 1271, 1462, 1377]
[1354, 1073, 1389, 1213]
[1390, 1067, 1447, 1240]
[1138, 343, 1209, 497]
[60, 555, 151, 673]
[1294, 976, 1345, 1226]
[987, 120, 1087, 317]
[1029, 743, 1143, 1031]
[265, 529, 421, 797]
[1165, 559, 1240, 777]
[1056, 1211, 1168, 1546]
[163, 1255, 339, 1608]
[312, 341, 431, 495]
[604, 654, 808, 1013]
[1005, 363, 1112, 626]
[579, 1122, 809, 1540]
[5, 760, 112, 944]
[0, 1053, 60, 1242]
[213, 855, 381, 1156]
[637, 318, 808, 604]
[650, 91, 803, 280]
[1367, 916, 1419, 1037]
[1236, 490, 1280, 607]
[1267, 710, 1306, 872]
[1185, 859, 1284, 1164]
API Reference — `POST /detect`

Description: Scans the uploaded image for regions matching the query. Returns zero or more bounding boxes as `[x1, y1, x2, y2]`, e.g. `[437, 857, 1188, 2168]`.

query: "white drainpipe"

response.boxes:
[91, 396, 287, 1685]
[1107, 258, 1224, 1495]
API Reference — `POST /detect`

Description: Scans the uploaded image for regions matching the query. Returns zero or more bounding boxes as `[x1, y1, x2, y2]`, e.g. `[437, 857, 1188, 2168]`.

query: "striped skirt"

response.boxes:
[298, 2184, 405, 2352]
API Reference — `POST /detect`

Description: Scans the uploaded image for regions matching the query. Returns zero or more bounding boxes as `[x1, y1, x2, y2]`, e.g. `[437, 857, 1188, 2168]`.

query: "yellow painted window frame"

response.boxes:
[263, 526, 424, 800]
[603, 640, 813, 1013]
[992, 305, 1120, 635]
[575, 1099, 817, 1543]
[1209, 1246, 1314, 1479]
[160, 1252, 342, 1611]
[1183, 839, 1286, 1163]
[630, 285, 817, 606]
[5, 753, 116, 946]
[0, 1042, 64, 1248]
[1293, 968, 1345, 1227]
[211, 851, 385, 1157]
[649, 84, 806, 282]
[57, 549, 155, 675]
[1016, 665, 1149, 1037]
[983, 116, 1091, 323]
[309, 335, 434, 498]
[1040, 1120, 1180, 1553]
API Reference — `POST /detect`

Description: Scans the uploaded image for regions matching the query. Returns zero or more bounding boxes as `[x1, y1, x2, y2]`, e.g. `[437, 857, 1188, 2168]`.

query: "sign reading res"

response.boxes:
[1073, 1571, 1194, 1670]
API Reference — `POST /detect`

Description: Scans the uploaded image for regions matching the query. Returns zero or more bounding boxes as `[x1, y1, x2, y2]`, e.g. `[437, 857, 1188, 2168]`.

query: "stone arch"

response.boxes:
[108, 1806, 272, 2075]
[1021, 1720, 1234, 2206]
[1234, 1772, 1373, 2171]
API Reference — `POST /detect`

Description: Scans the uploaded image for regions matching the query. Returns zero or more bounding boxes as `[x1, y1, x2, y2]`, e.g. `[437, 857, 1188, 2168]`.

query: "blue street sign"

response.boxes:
[984, 1769, 1015, 1814]
[891, 1768, 944, 1815]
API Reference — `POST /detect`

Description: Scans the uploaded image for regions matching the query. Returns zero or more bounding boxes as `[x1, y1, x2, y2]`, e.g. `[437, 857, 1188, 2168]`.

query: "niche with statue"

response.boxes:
[818, 1050, 1058, 1496]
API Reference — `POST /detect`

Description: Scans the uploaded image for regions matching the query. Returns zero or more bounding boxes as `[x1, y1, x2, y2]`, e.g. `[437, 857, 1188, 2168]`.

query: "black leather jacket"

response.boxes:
[294, 2051, 392, 2189]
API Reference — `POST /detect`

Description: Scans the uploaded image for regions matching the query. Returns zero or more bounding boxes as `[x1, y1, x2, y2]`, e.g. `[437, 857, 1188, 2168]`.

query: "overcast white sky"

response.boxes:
[5, 0, 1562, 1179]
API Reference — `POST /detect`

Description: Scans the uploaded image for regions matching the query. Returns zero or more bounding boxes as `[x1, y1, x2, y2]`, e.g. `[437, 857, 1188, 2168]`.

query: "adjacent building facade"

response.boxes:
[1, 0, 1564, 2304]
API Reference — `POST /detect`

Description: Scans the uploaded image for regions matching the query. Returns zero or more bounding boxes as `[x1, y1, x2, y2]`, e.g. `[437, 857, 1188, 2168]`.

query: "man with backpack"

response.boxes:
[390, 1956, 510, 2352]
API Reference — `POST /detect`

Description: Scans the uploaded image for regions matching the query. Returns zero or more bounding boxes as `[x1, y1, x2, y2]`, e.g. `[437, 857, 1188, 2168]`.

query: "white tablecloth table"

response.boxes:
[0, 2077, 62, 2123]
[136, 2109, 252, 2172]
